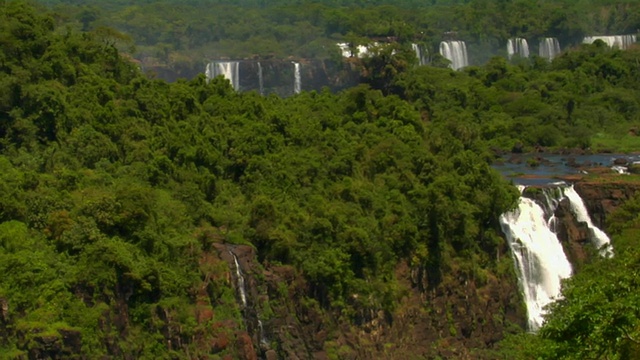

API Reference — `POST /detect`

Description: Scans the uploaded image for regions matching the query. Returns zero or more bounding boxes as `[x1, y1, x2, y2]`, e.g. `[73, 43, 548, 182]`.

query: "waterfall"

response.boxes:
[562, 185, 613, 257]
[205, 61, 240, 90]
[257, 62, 264, 96]
[500, 183, 615, 330]
[507, 38, 530, 59]
[500, 186, 573, 331]
[583, 35, 637, 49]
[539, 38, 561, 60]
[230, 251, 247, 307]
[412, 43, 429, 65]
[258, 320, 269, 348]
[293, 62, 301, 94]
[439, 40, 468, 70]
[337, 42, 352, 57]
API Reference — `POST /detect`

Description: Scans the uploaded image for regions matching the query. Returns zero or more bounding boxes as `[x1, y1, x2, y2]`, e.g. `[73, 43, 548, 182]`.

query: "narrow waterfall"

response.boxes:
[562, 185, 613, 257]
[583, 35, 637, 49]
[257, 62, 264, 96]
[293, 62, 301, 94]
[507, 38, 530, 59]
[412, 43, 429, 65]
[258, 320, 269, 348]
[500, 186, 573, 331]
[539, 38, 561, 60]
[439, 40, 468, 70]
[205, 61, 240, 90]
[230, 251, 248, 307]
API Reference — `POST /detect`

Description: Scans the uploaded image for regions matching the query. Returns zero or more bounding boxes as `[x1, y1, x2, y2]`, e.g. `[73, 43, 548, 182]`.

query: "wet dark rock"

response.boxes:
[613, 157, 628, 165]
[511, 142, 524, 153]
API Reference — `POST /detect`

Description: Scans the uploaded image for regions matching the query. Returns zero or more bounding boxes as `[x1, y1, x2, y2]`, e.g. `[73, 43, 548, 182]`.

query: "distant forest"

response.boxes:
[33, 0, 640, 74]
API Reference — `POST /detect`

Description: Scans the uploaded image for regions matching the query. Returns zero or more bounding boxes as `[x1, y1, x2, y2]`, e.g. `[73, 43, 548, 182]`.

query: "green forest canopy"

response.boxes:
[1, 0, 640, 358]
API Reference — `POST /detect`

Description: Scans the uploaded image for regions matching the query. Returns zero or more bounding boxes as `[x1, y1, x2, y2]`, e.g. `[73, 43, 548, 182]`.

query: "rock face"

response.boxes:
[223, 244, 526, 360]
[574, 182, 640, 228]
[61, 181, 630, 359]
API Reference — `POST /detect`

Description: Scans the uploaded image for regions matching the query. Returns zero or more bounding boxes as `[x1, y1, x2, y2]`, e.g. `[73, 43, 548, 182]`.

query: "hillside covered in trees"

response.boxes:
[1, 0, 640, 359]
[35, 0, 640, 80]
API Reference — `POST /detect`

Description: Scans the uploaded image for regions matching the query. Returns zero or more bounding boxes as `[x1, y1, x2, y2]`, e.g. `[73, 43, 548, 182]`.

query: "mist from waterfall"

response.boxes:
[583, 35, 637, 49]
[507, 38, 530, 59]
[539, 38, 561, 60]
[206, 61, 240, 90]
[439, 40, 468, 70]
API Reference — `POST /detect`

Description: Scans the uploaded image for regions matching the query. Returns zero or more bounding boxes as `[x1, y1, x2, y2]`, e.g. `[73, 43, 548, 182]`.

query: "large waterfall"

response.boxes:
[293, 62, 301, 94]
[500, 186, 572, 331]
[500, 184, 612, 330]
[539, 38, 561, 60]
[507, 38, 530, 59]
[205, 61, 240, 90]
[439, 40, 468, 70]
[583, 35, 637, 49]
[412, 43, 429, 65]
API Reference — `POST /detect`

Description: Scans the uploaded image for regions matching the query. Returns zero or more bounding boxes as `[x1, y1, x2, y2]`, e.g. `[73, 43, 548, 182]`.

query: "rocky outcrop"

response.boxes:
[191, 180, 638, 359]
[575, 182, 640, 229]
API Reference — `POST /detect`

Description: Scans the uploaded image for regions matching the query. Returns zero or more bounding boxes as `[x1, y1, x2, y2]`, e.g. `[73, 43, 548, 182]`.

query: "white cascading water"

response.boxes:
[412, 43, 429, 65]
[205, 61, 240, 90]
[501, 183, 615, 330]
[539, 38, 561, 60]
[230, 252, 248, 307]
[257, 62, 264, 96]
[583, 35, 637, 49]
[439, 40, 469, 70]
[507, 38, 530, 59]
[293, 62, 301, 94]
[562, 185, 613, 257]
[500, 186, 573, 331]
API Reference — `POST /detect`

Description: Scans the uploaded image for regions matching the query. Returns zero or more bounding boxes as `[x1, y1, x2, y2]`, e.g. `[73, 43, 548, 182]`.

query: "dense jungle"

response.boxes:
[1, 0, 640, 359]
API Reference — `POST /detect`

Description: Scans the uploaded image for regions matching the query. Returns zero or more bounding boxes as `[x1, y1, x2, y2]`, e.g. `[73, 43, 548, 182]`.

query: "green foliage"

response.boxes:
[6, 0, 640, 358]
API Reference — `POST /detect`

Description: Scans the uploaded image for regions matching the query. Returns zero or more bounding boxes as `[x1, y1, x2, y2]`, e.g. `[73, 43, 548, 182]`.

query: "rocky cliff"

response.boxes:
[217, 242, 526, 359]
[244, 179, 637, 359]
[137, 180, 637, 360]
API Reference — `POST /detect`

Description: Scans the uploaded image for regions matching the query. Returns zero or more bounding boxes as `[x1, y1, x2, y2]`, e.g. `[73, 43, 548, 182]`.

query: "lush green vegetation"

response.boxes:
[2, 0, 640, 358]
[36, 0, 640, 78]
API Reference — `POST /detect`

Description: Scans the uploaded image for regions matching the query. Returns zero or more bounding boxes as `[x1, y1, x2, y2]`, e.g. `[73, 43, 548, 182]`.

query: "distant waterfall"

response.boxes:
[539, 38, 561, 60]
[500, 186, 572, 331]
[293, 62, 301, 94]
[507, 38, 530, 59]
[205, 61, 240, 90]
[500, 183, 613, 330]
[439, 40, 468, 70]
[583, 35, 637, 49]
[230, 252, 247, 307]
[412, 43, 429, 65]
[257, 62, 264, 96]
